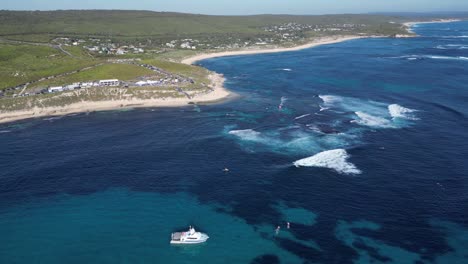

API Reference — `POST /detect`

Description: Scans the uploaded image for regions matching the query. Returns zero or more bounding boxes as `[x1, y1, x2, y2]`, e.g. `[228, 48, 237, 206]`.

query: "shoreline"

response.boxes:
[403, 19, 462, 34]
[0, 35, 369, 125]
[1, 19, 464, 125]
[181, 35, 370, 65]
[0, 72, 232, 125]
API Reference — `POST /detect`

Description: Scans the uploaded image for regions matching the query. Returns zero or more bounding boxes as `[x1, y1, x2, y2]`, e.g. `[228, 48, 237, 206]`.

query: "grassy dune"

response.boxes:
[27, 64, 163, 90]
[0, 44, 99, 90]
[142, 59, 210, 82]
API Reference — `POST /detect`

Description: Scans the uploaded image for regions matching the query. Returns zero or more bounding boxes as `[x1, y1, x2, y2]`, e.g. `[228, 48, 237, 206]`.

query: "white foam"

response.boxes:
[428, 55, 468, 61]
[319, 95, 342, 105]
[353, 112, 393, 128]
[228, 129, 261, 141]
[319, 95, 389, 116]
[436, 44, 468, 50]
[295, 114, 311, 120]
[282, 68, 292, 71]
[388, 104, 419, 120]
[390, 55, 468, 62]
[319, 105, 330, 112]
[442, 35, 468, 38]
[293, 149, 361, 175]
[0, 130, 11, 134]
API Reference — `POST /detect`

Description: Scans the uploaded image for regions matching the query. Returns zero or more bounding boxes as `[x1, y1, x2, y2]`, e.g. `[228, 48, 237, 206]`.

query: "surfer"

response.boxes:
[275, 226, 281, 235]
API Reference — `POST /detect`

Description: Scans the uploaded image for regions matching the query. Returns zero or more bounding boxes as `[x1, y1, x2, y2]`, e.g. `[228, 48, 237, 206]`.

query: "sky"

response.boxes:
[2, 0, 468, 15]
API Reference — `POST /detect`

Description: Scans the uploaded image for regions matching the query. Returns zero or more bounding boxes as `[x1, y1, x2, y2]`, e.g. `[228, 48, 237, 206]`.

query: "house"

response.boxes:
[99, 79, 120, 86]
[116, 49, 127, 55]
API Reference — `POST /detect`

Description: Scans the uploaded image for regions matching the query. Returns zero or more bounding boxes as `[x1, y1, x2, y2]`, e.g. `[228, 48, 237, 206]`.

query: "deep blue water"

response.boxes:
[1, 22, 468, 263]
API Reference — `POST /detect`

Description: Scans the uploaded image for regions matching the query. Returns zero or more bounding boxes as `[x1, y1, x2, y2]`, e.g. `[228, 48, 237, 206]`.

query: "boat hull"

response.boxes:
[170, 233, 209, 244]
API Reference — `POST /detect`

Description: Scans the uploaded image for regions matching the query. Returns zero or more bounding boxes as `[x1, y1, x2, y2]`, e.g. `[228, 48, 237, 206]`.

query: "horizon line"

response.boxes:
[1, 9, 468, 17]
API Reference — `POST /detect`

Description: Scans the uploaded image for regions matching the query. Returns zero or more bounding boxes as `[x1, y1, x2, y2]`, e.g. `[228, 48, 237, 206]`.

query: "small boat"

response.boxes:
[170, 226, 209, 244]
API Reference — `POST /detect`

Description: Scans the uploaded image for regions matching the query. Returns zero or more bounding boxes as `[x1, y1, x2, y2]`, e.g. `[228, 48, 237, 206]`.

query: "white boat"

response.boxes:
[170, 226, 209, 244]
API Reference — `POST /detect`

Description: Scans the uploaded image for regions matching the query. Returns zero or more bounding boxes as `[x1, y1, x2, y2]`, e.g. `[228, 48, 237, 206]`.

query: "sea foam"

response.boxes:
[293, 149, 361, 175]
[295, 114, 311, 120]
[389, 55, 468, 62]
[319, 95, 388, 117]
[388, 104, 419, 120]
[228, 129, 262, 141]
[353, 112, 393, 128]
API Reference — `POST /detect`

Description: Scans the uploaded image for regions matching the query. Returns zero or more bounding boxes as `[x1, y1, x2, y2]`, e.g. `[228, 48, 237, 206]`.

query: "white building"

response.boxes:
[48, 86, 64, 93]
[135, 81, 147, 86]
[99, 79, 120, 86]
[116, 49, 127, 55]
[147, 80, 159, 85]
[81, 82, 94, 88]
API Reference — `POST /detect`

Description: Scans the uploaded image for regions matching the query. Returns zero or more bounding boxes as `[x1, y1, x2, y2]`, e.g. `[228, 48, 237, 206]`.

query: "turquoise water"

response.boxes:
[1, 189, 307, 263]
[1, 21, 468, 263]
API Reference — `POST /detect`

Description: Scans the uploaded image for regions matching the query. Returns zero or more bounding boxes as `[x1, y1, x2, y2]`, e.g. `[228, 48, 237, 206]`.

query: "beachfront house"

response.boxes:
[99, 79, 120, 87]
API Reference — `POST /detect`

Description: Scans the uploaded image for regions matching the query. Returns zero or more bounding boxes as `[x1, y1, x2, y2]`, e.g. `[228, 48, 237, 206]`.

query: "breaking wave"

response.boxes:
[295, 114, 311, 120]
[388, 104, 419, 120]
[319, 95, 389, 117]
[428, 55, 468, 61]
[441, 35, 468, 38]
[436, 44, 468, 50]
[352, 112, 393, 128]
[227, 126, 356, 155]
[226, 96, 418, 159]
[293, 149, 361, 175]
[228, 129, 262, 141]
[319, 95, 418, 128]
[389, 55, 468, 62]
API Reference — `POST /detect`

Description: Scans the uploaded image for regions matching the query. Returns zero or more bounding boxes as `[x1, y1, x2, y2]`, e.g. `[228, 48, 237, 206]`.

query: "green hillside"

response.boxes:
[0, 10, 407, 42]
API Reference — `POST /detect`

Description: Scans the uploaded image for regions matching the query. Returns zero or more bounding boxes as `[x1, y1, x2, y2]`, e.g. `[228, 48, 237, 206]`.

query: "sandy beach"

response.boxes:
[0, 72, 231, 124]
[404, 19, 461, 34]
[181, 35, 367, 65]
[1, 35, 368, 124]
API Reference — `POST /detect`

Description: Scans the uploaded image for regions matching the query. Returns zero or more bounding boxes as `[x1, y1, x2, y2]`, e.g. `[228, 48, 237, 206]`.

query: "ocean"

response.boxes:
[1, 21, 467, 263]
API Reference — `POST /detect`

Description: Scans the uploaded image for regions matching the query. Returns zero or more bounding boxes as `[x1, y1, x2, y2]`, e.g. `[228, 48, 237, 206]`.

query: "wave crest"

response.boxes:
[353, 111, 393, 128]
[388, 104, 419, 120]
[228, 129, 261, 141]
[293, 149, 361, 175]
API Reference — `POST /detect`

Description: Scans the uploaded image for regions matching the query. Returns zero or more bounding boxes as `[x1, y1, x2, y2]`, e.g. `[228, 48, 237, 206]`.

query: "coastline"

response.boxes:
[181, 35, 368, 65]
[403, 19, 461, 34]
[0, 73, 231, 125]
[0, 35, 368, 125]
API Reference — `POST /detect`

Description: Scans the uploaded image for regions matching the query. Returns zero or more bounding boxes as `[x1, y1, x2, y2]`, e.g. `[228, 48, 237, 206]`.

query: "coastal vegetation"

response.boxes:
[0, 10, 464, 123]
[27, 64, 162, 90]
[0, 43, 99, 91]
